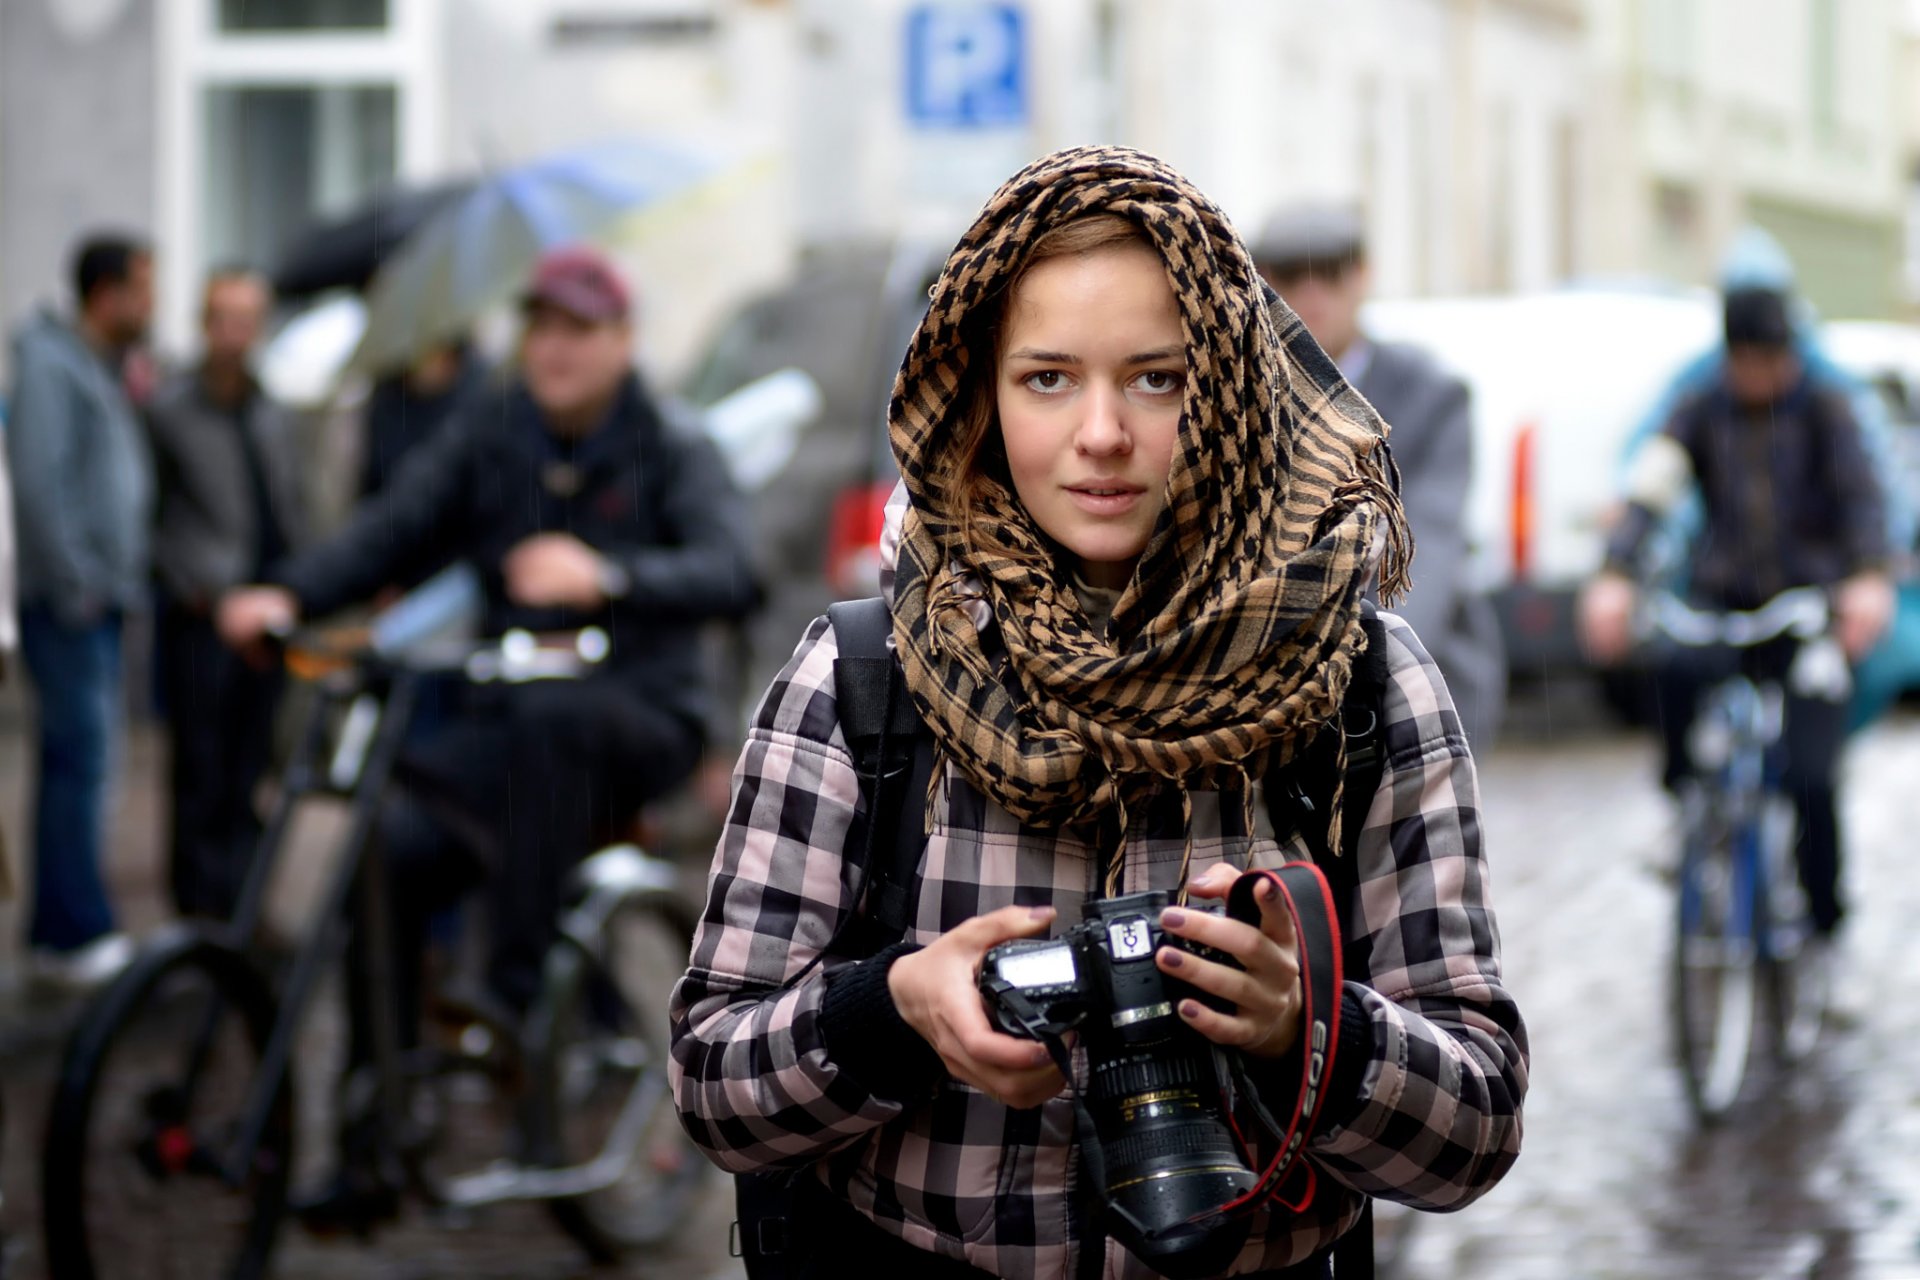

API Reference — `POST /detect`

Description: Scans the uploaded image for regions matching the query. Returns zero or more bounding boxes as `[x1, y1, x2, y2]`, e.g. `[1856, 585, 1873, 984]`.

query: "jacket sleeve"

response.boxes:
[607, 417, 760, 621]
[270, 409, 475, 618]
[1307, 613, 1529, 1211]
[5, 347, 94, 608]
[1384, 361, 1473, 647]
[1602, 402, 1700, 579]
[669, 617, 937, 1173]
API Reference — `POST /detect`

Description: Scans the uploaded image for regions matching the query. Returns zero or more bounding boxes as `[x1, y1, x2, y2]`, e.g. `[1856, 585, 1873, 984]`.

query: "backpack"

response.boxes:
[732, 597, 1392, 1279]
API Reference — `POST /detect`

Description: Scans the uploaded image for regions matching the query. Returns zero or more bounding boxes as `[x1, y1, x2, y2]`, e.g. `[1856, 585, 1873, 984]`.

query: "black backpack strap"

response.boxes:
[1325, 603, 1391, 898]
[1267, 603, 1391, 883]
[827, 597, 935, 948]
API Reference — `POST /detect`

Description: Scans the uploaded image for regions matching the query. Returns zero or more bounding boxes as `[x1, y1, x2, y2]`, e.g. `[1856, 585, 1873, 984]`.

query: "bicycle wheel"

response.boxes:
[1671, 814, 1761, 1122]
[528, 885, 710, 1261]
[44, 935, 292, 1280]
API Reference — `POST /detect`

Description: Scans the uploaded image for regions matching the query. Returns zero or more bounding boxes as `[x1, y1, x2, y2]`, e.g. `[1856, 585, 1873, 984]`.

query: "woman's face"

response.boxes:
[996, 243, 1186, 592]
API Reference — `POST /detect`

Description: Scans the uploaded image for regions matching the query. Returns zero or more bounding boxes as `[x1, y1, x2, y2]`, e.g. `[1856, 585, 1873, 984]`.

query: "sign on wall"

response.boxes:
[903, 3, 1027, 130]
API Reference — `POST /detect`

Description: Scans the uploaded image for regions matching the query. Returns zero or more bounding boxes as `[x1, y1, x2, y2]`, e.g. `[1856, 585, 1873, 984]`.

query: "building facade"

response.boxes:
[1, 0, 796, 379]
[1586, 0, 1908, 316]
[1, 0, 1910, 386]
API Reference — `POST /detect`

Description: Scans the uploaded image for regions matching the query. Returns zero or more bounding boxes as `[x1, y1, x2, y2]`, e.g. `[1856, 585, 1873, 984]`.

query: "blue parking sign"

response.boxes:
[904, 4, 1027, 129]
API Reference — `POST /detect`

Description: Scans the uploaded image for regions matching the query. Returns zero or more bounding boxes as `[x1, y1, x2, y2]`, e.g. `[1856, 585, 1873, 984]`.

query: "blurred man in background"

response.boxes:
[148, 267, 306, 922]
[219, 247, 757, 1221]
[4, 234, 155, 985]
[1579, 282, 1893, 946]
[358, 337, 490, 503]
[1255, 205, 1506, 746]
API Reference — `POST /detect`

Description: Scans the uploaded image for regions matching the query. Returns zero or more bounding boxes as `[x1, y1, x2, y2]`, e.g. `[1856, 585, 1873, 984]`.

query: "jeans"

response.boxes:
[18, 605, 122, 951]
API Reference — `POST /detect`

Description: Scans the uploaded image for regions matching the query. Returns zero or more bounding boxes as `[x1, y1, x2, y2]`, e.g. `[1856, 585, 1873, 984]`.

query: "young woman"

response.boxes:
[670, 147, 1527, 1279]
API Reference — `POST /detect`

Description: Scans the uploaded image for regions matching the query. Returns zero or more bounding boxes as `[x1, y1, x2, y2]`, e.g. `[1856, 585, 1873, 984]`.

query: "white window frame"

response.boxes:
[154, 0, 445, 351]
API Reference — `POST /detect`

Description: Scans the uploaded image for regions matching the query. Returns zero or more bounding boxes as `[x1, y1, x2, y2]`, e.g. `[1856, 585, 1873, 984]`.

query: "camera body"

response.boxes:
[980, 892, 1231, 1041]
[979, 889, 1257, 1276]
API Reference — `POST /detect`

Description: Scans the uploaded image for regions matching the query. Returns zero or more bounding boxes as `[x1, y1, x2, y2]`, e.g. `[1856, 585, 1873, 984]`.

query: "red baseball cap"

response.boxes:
[520, 245, 633, 323]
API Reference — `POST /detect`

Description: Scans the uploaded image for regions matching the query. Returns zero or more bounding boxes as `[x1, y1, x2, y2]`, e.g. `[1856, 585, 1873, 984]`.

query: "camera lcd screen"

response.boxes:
[997, 944, 1077, 989]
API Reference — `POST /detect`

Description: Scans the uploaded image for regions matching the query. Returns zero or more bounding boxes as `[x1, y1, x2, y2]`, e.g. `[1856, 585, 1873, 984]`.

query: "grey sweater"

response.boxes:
[4, 309, 152, 619]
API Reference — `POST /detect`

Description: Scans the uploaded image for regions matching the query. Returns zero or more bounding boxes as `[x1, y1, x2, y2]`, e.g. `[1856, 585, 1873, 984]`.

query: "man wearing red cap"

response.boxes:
[220, 245, 758, 1225]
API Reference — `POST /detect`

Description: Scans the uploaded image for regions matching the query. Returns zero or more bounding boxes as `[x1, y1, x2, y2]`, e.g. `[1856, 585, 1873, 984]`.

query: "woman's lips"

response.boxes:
[1064, 483, 1145, 515]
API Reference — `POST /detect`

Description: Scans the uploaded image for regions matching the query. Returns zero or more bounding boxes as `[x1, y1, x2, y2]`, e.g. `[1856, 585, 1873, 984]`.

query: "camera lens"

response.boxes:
[1086, 1045, 1258, 1274]
[1072, 892, 1258, 1276]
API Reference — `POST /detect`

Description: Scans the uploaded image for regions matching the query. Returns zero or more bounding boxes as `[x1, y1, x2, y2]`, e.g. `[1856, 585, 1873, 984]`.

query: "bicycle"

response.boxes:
[41, 624, 709, 1279]
[1650, 588, 1843, 1123]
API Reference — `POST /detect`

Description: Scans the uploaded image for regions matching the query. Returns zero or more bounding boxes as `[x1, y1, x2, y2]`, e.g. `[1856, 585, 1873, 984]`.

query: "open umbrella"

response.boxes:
[271, 179, 474, 300]
[351, 138, 722, 376]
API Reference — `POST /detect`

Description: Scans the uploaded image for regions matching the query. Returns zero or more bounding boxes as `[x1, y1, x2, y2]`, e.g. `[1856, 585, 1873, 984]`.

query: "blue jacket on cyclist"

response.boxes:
[1587, 281, 1893, 938]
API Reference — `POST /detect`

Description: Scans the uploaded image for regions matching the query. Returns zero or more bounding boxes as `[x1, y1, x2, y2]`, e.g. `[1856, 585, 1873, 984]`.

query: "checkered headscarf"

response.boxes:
[889, 146, 1411, 833]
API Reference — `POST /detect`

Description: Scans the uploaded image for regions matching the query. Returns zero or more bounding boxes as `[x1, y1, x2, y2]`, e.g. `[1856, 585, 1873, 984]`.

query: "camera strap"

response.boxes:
[1209, 865, 1346, 1218]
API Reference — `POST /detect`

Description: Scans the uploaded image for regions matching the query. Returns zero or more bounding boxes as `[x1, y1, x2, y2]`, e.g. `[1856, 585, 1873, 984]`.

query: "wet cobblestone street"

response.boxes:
[3, 698, 1919, 1278]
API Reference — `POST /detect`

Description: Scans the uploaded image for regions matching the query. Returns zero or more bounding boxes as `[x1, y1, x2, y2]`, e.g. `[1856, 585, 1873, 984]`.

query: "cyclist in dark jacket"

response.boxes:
[221, 246, 760, 1019]
[1579, 283, 1893, 940]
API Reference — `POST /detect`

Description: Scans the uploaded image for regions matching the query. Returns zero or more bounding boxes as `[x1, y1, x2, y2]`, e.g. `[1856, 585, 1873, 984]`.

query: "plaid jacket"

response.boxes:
[670, 611, 1528, 1279]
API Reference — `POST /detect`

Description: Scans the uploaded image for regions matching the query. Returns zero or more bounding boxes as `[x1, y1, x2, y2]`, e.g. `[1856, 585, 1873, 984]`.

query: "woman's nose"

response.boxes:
[1075, 386, 1132, 455]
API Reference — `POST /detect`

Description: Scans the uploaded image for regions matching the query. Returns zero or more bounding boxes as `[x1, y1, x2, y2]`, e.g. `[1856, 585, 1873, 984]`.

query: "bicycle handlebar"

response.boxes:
[1643, 587, 1831, 649]
[269, 623, 610, 684]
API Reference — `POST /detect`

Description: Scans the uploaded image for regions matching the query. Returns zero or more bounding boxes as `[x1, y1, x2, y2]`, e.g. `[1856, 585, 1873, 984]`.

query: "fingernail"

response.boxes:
[1258, 879, 1275, 900]
[1032, 1045, 1051, 1065]
[1029, 905, 1056, 921]
[1162, 909, 1186, 927]
[1180, 1000, 1201, 1018]
[1160, 948, 1184, 968]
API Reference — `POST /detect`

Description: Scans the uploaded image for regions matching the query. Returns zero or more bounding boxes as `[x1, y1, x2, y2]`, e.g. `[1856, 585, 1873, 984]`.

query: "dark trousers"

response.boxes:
[751, 1173, 1332, 1279]
[18, 605, 123, 951]
[1652, 641, 1849, 934]
[346, 677, 702, 1066]
[157, 605, 283, 920]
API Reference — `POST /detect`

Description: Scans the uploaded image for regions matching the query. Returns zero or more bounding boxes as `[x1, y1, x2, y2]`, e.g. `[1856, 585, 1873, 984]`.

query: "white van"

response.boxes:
[1361, 287, 1721, 673]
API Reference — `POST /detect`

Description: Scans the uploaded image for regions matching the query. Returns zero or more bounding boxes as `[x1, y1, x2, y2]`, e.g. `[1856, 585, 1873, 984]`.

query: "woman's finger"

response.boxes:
[1251, 875, 1301, 950]
[1183, 863, 1238, 900]
[955, 903, 1058, 952]
[1158, 904, 1267, 964]
[1157, 948, 1278, 1013]
[1175, 996, 1263, 1049]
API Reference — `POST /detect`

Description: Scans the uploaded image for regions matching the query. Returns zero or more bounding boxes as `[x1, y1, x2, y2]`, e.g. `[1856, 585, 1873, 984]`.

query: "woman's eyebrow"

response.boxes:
[1003, 346, 1185, 364]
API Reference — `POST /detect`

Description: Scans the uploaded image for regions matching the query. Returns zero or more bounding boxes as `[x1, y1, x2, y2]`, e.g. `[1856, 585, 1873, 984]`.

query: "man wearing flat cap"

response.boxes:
[220, 247, 758, 1219]
[1255, 204, 1506, 746]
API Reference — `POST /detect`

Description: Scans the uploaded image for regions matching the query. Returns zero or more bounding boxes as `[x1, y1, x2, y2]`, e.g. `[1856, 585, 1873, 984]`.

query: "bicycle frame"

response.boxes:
[1677, 672, 1782, 968]
[217, 663, 422, 1189]
[170, 630, 660, 1202]
[1660, 588, 1831, 1115]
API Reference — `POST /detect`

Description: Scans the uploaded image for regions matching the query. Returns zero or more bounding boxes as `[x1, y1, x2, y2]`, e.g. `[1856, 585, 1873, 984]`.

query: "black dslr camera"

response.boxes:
[979, 890, 1258, 1277]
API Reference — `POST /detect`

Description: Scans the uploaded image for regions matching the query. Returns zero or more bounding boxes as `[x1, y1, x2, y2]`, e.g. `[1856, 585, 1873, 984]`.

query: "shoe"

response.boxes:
[27, 933, 134, 993]
[292, 1168, 401, 1239]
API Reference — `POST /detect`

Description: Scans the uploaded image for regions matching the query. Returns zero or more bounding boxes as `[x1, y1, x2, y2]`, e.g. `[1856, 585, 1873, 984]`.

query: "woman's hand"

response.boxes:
[888, 904, 1065, 1108]
[1157, 864, 1303, 1060]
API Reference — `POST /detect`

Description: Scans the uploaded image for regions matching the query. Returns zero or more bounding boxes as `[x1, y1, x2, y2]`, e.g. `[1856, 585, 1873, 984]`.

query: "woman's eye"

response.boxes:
[1134, 370, 1183, 395]
[1024, 370, 1069, 394]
